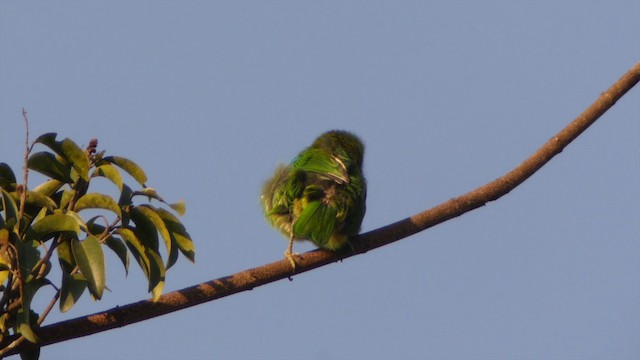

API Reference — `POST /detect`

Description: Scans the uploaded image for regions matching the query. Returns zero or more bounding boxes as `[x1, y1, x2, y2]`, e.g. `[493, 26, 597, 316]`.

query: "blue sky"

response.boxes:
[1, 1, 639, 359]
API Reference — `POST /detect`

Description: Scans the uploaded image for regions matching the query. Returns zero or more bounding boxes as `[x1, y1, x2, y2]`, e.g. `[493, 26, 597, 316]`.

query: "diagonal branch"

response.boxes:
[5, 61, 640, 357]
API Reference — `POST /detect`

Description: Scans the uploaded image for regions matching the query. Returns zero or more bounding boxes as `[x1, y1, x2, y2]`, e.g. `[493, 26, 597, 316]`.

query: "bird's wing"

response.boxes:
[292, 195, 337, 245]
[291, 148, 349, 184]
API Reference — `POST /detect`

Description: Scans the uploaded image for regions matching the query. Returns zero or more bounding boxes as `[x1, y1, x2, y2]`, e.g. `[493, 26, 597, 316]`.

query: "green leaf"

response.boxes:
[0, 270, 8, 287]
[117, 228, 151, 280]
[58, 189, 74, 209]
[129, 206, 159, 252]
[0, 162, 16, 190]
[17, 278, 48, 344]
[147, 248, 165, 298]
[118, 184, 134, 210]
[35, 133, 89, 181]
[0, 228, 8, 247]
[60, 209, 88, 232]
[0, 230, 11, 284]
[1, 188, 19, 226]
[165, 238, 179, 270]
[9, 190, 57, 234]
[116, 228, 163, 294]
[74, 193, 122, 219]
[103, 156, 147, 186]
[163, 211, 194, 261]
[15, 239, 41, 281]
[135, 206, 172, 265]
[115, 228, 151, 281]
[33, 179, 64, 197]
[16, 309, 38, 344]
[71, 235, 105, 300]
[130, 189, 186, 216]
[56, 239, 76, 274]
[86, 217, 110, 239]
[59, 272, 87, 313]
[105, 235, 129, 275]
[92, 164, 124, 191]
[0, 313, 8, 336]
[155, 208, 195, 263]
[0, 269, 8, 286]
[169, 200, 186, 216]
[15, 191, 58, 211]
[132, 187, 163, 201]
[26, 213, 82, 241]
[27, 152, 73, 183]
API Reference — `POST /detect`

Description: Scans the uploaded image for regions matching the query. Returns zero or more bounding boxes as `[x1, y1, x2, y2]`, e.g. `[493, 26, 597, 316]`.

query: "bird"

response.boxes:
[261, 130, 367, 270]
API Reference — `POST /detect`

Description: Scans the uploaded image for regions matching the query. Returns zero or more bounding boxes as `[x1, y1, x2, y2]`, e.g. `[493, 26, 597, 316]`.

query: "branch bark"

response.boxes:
[5, 61, 640, 357]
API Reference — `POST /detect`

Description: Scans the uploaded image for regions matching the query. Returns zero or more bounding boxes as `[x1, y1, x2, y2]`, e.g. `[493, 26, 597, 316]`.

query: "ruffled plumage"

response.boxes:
[261, 130, 367, 252]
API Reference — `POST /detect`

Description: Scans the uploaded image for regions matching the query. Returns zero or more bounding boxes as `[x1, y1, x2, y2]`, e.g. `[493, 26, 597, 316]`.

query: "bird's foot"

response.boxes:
[284, 250, 299, 272]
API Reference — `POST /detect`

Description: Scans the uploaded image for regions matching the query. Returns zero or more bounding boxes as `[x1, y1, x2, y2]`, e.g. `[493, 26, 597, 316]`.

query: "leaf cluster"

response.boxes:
[0, 133, 194, 356]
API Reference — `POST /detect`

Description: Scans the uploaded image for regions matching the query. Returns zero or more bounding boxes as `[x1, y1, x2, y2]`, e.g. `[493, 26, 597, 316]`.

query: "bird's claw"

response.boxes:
[284, 250, 299, 272]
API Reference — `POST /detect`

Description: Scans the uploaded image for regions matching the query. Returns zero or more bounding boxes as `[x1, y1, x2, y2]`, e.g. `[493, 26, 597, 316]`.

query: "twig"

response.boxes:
[3, 61, 639, 357]
[16, 108, 30, 233]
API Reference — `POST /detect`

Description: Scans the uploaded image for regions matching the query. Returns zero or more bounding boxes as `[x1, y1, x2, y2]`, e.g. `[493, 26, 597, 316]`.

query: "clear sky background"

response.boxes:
[1, 1, 639, 359]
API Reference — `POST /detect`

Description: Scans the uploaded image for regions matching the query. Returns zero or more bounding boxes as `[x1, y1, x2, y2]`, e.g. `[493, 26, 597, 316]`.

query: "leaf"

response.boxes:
[165, 238, 179, 270]
[129, 206, 159, 252]
[33, 179, 64, 197]
[155, 208, 195, 263]
[16, 309, 38, 344]
[59, 272, 87, 313]
[27, 152, 73, 183]
[60, 209, 88, 232]
[147, 248, 165, 298]
[169, 200, 186, 216]
[135, 206, 172, 265]
[92, 164, 124, 191]
[0, 236, 10, 284]
[17, 278, 49, 344]
[0, 162, 16, 190]
[71, 235, 106, 300]
[132, 187, 163, 201]
[56, 239, 76, 274]
[23, 278, 49, 308]
[151, 281, 164, 302]
[0, 270, 8, 287]
[1, 188, 19, 225]
[58, 189, 74, 209]
[9, 190, 58, 234]
[103, 156, 147, 186]
[116, 228, 163, 294]
[15, 191, 58, 211]
[0, 270, 8, 286]
[15, 239, 41, 282]
[0, 313, 8, 338]
[117, 228, 151, 280]
[74, 193, 122, 219]
[86, 217, 108, 234]
[35, 133, 89, 181]
[130, 189, 186, 216]
[118, 184, 134, 211]
[105, 235, 129, 275]
[26, 213, 82, 241]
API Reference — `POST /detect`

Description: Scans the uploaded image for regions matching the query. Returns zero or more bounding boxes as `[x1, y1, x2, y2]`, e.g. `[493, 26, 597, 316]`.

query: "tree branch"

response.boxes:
[5, 61, 639, 356]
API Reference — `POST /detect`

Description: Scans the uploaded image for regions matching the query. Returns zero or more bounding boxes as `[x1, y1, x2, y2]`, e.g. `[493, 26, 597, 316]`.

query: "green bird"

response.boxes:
[261, 130, 367, 269]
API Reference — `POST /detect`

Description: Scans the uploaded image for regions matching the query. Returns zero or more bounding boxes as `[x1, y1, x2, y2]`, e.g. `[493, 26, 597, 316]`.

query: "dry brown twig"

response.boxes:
[4, 61, 639, 357]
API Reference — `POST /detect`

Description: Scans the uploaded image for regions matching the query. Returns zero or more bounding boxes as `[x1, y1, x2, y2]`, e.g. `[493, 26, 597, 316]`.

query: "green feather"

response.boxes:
[292, 200, 337, 246]
[261, 130, 367, 252]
